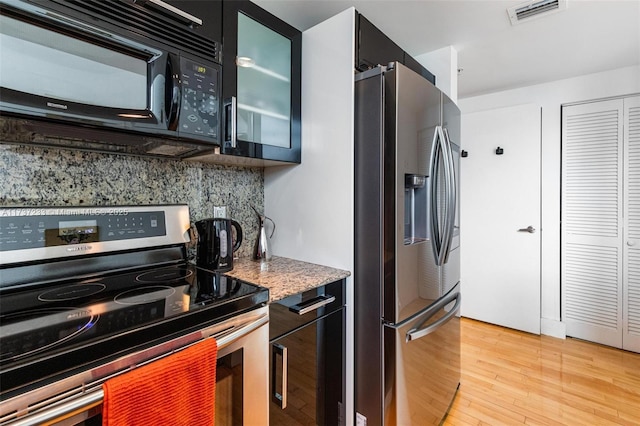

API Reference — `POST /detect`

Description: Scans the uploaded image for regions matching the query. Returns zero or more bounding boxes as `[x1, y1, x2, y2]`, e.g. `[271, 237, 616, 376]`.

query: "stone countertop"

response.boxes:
[225, 256, 351, 303]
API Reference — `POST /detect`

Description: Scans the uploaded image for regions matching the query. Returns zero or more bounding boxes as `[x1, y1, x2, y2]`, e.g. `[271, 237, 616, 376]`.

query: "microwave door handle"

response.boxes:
[145, 0, 203, 26]
[165, 53, 181, 131]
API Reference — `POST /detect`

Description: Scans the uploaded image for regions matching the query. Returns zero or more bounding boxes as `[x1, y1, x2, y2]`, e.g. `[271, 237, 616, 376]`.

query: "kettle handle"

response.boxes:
[231, 219, 243, 252]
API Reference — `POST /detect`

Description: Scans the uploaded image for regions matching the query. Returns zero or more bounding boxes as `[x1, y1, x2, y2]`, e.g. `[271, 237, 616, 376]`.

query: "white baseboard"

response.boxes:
[541, 318, 566, 339]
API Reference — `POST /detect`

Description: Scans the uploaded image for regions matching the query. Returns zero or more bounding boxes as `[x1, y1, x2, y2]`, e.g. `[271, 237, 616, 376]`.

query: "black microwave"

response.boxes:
[0, 0, 222, 157]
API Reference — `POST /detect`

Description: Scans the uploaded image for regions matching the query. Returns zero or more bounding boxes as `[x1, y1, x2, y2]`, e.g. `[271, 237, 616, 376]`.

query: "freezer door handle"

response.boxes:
[405, 292, 461, 342]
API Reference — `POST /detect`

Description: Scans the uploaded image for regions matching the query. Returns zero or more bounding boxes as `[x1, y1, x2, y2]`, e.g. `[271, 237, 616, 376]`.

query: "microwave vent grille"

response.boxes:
[58, 0, 221, 63]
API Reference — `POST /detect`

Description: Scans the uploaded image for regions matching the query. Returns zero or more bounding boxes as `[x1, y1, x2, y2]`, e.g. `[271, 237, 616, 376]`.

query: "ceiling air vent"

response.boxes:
[507, 0, 567, 25]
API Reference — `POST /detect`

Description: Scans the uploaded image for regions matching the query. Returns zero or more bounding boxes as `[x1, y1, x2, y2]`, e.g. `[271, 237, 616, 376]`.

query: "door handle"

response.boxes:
[406, 292, 461, 342]
[271, 343, 288, 409]
[289, 295, 335, 315]
[224, 96, 237, 148]
[517, 226, 536, 233]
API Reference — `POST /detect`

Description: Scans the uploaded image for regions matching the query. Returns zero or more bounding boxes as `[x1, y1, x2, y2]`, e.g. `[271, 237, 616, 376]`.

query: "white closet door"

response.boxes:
[624, 95, 640, 352]
[562, 99, 624, 348]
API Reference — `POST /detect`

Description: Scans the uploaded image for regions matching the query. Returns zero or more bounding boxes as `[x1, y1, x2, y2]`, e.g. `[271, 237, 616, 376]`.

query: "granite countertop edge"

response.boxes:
[225, 256, 351, 303]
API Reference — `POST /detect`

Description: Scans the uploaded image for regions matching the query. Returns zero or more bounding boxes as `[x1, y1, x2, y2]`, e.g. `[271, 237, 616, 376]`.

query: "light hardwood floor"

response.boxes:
[444, 318, 640, 425]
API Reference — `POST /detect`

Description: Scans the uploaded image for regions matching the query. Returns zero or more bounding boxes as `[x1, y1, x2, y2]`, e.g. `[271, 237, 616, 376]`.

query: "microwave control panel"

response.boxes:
[179, 57, 220, 140]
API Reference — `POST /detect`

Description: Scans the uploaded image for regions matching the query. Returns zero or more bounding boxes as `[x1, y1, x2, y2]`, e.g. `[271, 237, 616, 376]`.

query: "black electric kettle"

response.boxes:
[194, 218, 243, 272]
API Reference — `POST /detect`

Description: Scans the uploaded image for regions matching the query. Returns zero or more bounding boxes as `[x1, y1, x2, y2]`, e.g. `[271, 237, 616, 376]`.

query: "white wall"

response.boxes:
[459, 65, 640, 337]
[415, 45, 458, 103]
[264, 7, 356, 424]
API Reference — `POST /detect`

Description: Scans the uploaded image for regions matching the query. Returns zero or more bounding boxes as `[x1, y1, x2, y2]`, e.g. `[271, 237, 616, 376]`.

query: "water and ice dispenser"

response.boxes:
[404, 173, 428, 245]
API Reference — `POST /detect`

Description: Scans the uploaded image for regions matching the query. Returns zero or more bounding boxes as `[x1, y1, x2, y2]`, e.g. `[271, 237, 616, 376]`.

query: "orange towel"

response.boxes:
[102, 338, 218, 426]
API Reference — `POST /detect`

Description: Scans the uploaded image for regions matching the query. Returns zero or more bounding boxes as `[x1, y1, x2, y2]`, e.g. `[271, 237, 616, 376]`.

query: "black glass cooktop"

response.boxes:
[0, 263, 268, 398]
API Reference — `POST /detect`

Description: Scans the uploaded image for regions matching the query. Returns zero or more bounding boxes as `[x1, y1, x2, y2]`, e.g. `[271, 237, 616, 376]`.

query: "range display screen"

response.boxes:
[54, 220, 99, 245]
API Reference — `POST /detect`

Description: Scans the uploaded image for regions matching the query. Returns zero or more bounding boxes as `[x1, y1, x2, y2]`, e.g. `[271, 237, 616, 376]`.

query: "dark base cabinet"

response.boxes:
[269, 280, 346, 425]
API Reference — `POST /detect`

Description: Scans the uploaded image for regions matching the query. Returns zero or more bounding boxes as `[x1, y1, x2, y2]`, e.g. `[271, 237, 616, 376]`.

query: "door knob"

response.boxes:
[517, 226, 535, 233]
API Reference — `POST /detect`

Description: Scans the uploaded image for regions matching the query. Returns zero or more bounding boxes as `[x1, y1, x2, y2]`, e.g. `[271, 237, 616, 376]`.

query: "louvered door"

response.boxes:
[624, 96, 640, 352]
[562, 95, 640, 352]
[562, 99, 624, 348]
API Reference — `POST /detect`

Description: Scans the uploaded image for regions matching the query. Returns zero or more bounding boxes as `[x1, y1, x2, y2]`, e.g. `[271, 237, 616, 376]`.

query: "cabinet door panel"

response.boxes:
[222, 0, 301, 163]
[271, 323, 318, 425]
[355, 14, 403, 72]
[270, 310, 344, 425]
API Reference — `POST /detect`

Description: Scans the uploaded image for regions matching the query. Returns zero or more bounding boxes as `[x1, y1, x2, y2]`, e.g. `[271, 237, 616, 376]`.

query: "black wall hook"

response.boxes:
[461, 150, 468, 158]
[495, 147, 504, 155]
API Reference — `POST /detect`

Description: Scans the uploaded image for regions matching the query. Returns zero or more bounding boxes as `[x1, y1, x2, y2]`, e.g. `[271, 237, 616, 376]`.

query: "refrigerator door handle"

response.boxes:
[441, 127, 457, 264]
[429, 125, 444, 265]
[430, 125, 451, 266]
[405, 292, 461, 342]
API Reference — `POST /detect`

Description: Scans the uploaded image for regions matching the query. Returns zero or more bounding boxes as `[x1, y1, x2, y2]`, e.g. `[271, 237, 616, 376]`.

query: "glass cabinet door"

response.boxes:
[236, 13, 291, 148]
[222, 0, 301, 163]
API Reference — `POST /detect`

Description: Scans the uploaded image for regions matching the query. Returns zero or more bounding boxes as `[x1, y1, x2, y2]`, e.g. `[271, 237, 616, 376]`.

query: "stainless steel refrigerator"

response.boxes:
[354, 62, 461, 426]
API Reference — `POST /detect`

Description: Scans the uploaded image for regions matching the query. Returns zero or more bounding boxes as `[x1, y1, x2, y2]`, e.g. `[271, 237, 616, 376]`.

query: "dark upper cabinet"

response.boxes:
[221, 0, 302, 163]
[355, 12, 435, 86]
[355, 14, 404, 72]
[403, 52, 436, 86]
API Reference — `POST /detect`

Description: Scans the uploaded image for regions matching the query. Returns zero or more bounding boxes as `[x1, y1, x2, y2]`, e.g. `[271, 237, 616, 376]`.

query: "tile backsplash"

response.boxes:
[0, 143, 264, 259]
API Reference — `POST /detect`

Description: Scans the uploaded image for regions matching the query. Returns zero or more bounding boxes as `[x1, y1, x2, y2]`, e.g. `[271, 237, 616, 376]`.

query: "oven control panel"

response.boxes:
[0, 210, 166, 251]
[0, 205, 190, 265]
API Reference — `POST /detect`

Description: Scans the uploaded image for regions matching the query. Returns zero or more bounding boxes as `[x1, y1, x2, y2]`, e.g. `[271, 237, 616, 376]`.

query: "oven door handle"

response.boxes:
[3, 312, 269, 426]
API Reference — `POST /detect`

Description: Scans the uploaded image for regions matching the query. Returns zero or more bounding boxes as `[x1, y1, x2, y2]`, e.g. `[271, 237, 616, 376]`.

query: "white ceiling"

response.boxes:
[252, 0, 640, 98]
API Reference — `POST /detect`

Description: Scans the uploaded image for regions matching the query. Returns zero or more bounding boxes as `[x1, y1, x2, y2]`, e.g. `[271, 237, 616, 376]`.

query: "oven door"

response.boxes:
[0, 306, 269, 426]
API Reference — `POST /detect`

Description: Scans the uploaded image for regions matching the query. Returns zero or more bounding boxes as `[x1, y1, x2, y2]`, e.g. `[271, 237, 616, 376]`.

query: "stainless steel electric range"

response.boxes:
[0, 205, 269, 425]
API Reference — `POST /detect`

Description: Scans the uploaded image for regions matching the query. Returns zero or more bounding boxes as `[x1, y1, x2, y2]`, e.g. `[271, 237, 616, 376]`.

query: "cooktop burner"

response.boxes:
[0, 307, 97, 362]
[135, 267, 194, 283]
[38, 283, 106, 301]
[114, 285, 176, 305]
[0, 263, 268, 398]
